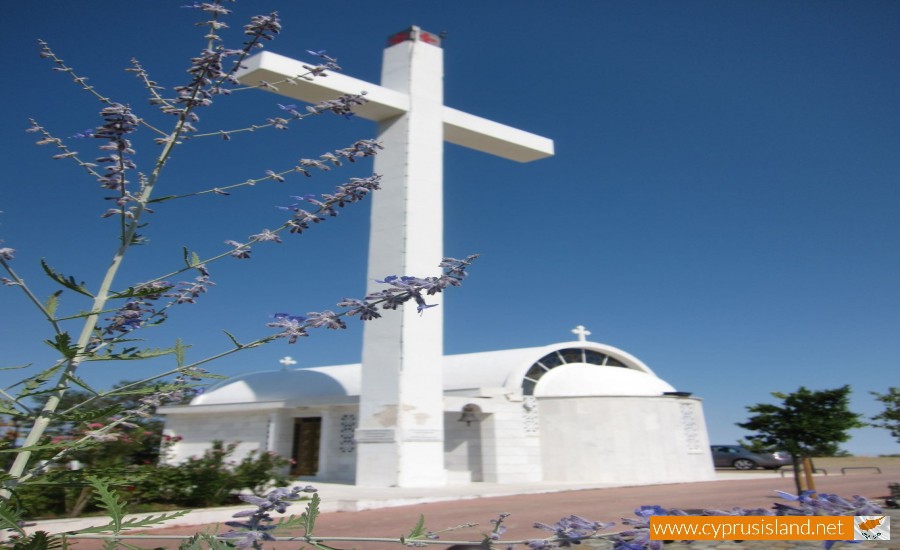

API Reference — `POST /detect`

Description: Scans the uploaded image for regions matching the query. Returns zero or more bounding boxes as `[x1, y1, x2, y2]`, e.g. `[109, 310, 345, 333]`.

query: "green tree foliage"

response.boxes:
[13, 441, 290, 519]
[737, 385, 864, 492]
[32, 380, 186, 469]
[870, 386, 900, 443]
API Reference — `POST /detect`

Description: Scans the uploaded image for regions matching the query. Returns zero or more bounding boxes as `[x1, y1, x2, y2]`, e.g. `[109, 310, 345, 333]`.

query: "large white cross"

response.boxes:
[238, 27, 553, 487]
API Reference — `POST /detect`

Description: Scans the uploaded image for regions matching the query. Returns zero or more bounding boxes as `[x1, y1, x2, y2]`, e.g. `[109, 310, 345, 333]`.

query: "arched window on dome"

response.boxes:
[521, 347, 629, 396]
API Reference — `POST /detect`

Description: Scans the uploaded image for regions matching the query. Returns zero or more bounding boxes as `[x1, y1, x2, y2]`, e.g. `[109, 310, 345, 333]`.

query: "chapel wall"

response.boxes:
[315, 407, 357, 482]
[161, 411, 270, 465]
[538, 396, 715, 484]
[478, 401, 542, 483]
[443, 412, 483, 481]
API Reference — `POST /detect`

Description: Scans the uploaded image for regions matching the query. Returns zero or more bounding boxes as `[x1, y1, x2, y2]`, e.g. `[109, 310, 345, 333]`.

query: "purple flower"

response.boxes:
[225, 485, 310, 546]
[93, 104, 138, 192]
[337, 298, 381, 321]
[164, 276, 214, 304]
[244, 13, 281, 43]
[267, 313, 308, 343]
[224, 240, 251, 259]
[534, 515, 611, 546]
[264, 170, 285, 182]
[304, 49, 341, 71]
[0, 247, 14, 261]
[251, 229, 283, 243]
[103, 300, 157, 334]
[219, 530, 274, 549]
[306, 310, 346, 330]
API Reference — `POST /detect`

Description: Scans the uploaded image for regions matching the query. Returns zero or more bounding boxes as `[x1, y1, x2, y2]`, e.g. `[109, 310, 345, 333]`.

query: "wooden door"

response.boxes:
[291, 417, 321, 476]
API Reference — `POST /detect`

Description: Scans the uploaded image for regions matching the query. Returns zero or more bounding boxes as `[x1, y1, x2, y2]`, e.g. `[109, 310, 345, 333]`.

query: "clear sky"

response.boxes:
[2, 1, 898, 456]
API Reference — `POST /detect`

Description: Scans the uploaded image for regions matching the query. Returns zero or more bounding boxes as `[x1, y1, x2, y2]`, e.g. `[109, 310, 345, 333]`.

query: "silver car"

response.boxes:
[710, 445, 793, 470]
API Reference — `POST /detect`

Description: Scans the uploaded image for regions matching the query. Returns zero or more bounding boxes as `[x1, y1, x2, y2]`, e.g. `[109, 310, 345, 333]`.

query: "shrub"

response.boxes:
[129, 441, 289, 509]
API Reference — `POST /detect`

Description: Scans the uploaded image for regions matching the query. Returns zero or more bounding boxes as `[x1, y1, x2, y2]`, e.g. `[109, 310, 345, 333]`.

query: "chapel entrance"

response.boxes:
[291, 417, 321, 476]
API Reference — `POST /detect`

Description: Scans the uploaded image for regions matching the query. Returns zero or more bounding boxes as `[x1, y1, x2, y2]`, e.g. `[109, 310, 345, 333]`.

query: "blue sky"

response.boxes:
[2, 1, 898, 455]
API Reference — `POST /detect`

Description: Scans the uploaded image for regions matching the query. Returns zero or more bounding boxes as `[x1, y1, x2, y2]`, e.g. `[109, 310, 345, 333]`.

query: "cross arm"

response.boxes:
[235, 51, 409, 121]
[237, 51, 554, 163]
[443, 107, 554, 163]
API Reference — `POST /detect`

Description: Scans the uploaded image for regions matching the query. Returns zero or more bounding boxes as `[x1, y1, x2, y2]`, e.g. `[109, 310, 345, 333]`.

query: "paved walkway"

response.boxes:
[28, 470, 899, 548]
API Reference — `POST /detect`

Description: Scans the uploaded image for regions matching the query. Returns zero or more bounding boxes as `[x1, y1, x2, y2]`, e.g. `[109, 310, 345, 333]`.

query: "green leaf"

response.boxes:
[9, 531, 64, 549]
[147, 194, 178, 204]
[85, 476, 126, 533]
[176, 532, 233, 550]
[273, 514, 310, 531]
[0, 364, 32, 372]
[0, 401, 26, 416]
[0, 441, 72, 454]
[181, 371, 227, 380]
[407, 514, 427, 540]
[54, 308, 117, 321]
[45, 290, 63, 317]
[43, 333, 79, 360]
[175, 338, 186, 367]
[222, 330, 243, 348]
[55, 404, 123, 424]
[70, 509, 191, 535]
[65, 373, 98, 395]
[84, 346, 178, 362]
[300, 492, 321, 536]
[10, 363, 64, 398]
[109, 284, 174, 300]
[104, 382, 182, 396]
[0, 499, 26, 536]
[40, 259, 93, 297]
[181, 246, 204, 269]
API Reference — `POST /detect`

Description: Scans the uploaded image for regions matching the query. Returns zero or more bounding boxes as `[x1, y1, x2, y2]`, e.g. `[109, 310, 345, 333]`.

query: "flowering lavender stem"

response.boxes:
[134, 177, 379, 288]
[38, 41, 167, 137]
[28, 119, 103, 179]
[0, 258, 65, 338]
[3, 71, 204, 497]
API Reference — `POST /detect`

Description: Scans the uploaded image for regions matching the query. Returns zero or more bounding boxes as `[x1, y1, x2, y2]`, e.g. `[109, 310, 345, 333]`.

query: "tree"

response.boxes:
[870, 387, 900, 444]
[34, 379, 190, 469]
[737, 385, 864, 493]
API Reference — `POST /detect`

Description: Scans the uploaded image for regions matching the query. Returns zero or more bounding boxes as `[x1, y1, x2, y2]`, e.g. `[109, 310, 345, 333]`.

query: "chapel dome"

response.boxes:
[532, 363, 676, 397]
[187, 340, 677, 406]
[191, 364, 359, 406]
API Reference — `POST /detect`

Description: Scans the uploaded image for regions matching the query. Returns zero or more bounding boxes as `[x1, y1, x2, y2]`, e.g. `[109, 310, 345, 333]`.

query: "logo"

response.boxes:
[854, 516, 890, 541]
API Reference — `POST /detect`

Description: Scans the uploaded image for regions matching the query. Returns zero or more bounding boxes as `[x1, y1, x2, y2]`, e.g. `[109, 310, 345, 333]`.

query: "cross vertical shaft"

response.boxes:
[356, 29, 447, 486]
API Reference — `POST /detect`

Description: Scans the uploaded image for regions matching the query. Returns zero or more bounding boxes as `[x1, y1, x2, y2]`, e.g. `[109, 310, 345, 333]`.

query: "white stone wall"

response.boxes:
[266, 409, 294, 467]
[443, 412, 483, 481]
[317, 407, 357, 482]
[479, 401, 542, 483]
[538, 396, 715, 484]
[162, 411, 270, 465]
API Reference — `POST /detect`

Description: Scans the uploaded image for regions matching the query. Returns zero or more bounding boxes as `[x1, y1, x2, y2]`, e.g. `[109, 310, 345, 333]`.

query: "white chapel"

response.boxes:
[160, 28, 714, 487]
[160, 328, 715, 486]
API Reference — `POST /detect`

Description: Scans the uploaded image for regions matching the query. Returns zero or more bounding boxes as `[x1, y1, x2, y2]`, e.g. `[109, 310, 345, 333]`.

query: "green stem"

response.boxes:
[3, 100, 195, 498]
[0, 258, 64, 336]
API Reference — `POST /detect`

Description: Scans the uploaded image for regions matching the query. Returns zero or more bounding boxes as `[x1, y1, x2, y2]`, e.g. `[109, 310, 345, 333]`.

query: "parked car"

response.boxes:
[710, 445, 793, 470]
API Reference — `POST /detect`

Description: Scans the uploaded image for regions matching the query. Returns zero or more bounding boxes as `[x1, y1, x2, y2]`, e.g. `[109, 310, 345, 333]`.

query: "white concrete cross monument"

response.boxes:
[238, 27, 554, 487]
[571, 325, 591, 342]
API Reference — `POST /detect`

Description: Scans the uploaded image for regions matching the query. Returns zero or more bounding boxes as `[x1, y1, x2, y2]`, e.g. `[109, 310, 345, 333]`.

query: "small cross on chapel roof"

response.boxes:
[279, 356, 298, 370]
[571, 325, 591, 342]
